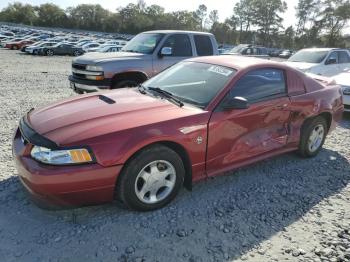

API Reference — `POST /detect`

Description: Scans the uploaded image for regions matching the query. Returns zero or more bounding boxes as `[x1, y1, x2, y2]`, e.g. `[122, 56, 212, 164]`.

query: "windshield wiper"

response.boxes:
[148, 87, 184, 107]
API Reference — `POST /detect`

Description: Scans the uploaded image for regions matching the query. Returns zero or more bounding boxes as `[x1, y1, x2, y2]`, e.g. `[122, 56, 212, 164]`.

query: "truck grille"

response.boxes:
[72, 63, 86, 70]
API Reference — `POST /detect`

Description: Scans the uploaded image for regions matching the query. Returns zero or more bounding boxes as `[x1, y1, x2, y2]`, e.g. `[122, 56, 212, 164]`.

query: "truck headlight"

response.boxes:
[31, 146, 94, 165]
[86, 65, 103, 71]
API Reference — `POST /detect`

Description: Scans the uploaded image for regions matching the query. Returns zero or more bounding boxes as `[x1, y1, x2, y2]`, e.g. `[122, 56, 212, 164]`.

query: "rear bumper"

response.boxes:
[13, 128, 123, 208]
[69, 75, 112, 93]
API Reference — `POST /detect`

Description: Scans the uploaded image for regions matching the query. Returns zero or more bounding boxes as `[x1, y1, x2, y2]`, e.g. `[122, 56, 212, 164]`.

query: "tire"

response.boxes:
[12, 45, 18, 50]
[73, 50, 81, 56]
[33, 50, 38, 55]
[117, 145, 185, 211]
[112, 80, 138, 89]
[46, 49, 54, 56]
[298, 116, 328, 158]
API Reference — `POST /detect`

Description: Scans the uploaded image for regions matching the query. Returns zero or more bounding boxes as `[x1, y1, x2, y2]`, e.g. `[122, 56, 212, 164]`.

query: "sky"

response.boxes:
[1, 0, 349, 34]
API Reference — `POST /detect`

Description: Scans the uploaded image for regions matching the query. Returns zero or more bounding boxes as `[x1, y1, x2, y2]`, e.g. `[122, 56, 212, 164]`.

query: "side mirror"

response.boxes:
[222, 96, 249, 110]
[325, 58, 337, 65]
[160, 47, 172, 57]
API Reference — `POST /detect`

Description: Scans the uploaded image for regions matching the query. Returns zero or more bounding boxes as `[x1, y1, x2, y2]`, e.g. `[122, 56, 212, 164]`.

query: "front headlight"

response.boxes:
[86, 65, 103, 71]
[31, 146, 94, 165]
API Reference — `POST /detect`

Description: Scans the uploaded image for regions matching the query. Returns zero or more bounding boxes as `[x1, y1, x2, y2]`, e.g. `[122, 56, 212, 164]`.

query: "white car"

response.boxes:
[333, 72, 350, 112]
[284, 48, 350, 77]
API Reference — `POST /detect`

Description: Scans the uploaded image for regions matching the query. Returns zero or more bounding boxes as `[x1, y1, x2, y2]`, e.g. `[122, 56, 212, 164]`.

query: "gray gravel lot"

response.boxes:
[0, 49, 349, 262]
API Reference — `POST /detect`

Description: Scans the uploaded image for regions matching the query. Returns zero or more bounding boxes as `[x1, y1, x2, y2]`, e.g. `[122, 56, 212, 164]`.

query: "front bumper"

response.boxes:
[12, 128, 123, 208]
[69, 75, 112, 93]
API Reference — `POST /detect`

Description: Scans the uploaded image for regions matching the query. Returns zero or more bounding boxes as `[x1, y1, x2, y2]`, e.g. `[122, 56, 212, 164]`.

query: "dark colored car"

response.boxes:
[38, 43, 84, 56]
[224, 44, 270, 59]
[279, 49, 294, 58]
[13, 56, 343, 211]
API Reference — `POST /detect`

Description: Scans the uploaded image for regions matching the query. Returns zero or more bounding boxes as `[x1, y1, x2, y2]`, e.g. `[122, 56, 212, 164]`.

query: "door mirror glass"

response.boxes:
[325, 58, 337, 65]
[160, 47, 172, 56]
[223, 96, 249, 110]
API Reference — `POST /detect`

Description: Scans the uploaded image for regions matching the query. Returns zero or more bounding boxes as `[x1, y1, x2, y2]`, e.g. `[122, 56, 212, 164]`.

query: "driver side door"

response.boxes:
[206, 68, 292, 176]
[153, 34, 193, 75]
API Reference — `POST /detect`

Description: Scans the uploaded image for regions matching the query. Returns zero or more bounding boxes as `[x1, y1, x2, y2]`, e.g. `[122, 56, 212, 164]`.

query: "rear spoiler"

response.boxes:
[306, 73, 336, 86]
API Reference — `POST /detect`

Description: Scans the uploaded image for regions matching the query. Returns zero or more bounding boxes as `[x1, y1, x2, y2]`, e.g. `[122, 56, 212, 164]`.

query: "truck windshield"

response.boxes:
[143, 62, 236, 108]
[121, 33, 164, 54]
[288, 50, 328, 63]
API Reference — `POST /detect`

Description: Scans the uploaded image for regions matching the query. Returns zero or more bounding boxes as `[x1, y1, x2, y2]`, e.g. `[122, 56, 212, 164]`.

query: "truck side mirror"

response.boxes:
[325, 58, 337, 65]
[160, 47, 172, 57]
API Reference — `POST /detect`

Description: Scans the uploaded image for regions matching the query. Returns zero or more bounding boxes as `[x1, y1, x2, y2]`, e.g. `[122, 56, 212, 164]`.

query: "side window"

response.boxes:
[228, 68, 286, 103]
[337, 51, 350, 63]
[162, 34, 192, 57]
[326, 52, 338, 64]
[194, 35, 213, 56]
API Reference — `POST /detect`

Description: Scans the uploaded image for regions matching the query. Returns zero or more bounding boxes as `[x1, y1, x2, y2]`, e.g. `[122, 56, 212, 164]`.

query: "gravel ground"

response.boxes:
[0, 49, 349, 262]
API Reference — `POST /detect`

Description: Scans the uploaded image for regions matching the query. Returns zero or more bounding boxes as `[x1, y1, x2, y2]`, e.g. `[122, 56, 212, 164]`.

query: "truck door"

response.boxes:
[153, 34, 193, 75]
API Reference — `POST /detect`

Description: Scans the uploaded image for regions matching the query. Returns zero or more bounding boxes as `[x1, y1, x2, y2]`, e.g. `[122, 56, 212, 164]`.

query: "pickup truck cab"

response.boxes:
[69, 30, 219, 93]
[284, 48, 350, 77]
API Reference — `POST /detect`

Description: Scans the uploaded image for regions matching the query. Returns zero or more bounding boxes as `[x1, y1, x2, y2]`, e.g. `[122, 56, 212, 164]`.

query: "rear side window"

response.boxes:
[162, 34, 192, 57]
[194, 35, 213, 56]
[228, 68, 286, 103]
[337, 51, 350, 63]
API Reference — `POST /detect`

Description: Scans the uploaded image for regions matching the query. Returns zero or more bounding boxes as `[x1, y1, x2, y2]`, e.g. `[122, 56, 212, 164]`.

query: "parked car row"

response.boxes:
[0, 25, 129, 57]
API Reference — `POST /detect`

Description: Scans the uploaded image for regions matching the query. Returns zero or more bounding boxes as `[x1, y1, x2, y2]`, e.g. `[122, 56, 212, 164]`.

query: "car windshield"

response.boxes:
[288, 50, 328, 63]
[121, 33, 164, 54]
[143, 62, 236, 108]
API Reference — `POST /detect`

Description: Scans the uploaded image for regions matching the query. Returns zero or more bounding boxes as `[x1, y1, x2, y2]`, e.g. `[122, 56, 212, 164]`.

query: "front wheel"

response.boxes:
[112, 80, 138, 89]
[12, 45, 18, 50]
[117, 145, 185, 211]
[46, 49, 54, 56]
[298, 116, 328, 157]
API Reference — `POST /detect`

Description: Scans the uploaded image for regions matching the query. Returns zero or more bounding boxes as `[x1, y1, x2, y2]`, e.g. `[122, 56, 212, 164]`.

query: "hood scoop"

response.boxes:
[99, 95, 115, 104]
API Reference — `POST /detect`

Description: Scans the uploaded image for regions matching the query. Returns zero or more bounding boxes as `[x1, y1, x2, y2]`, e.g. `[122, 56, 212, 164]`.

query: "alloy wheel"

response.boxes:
[307, 124, 325, 153]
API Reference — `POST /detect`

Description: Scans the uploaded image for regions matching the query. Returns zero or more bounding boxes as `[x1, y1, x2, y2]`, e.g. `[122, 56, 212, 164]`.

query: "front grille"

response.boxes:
[72, 63, 86, 70]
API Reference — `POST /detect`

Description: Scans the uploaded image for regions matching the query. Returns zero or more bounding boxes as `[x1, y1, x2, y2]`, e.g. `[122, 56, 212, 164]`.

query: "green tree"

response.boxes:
[35, 4, 66, 28]
[0, 2, 37, 25]
[195, 4, 207, 30]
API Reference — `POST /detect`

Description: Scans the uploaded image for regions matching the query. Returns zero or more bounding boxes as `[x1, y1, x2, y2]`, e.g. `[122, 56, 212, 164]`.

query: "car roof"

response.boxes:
[143, 30, 213, 36]
[187, 55, 288, 71]
[299, 48, 344, 52]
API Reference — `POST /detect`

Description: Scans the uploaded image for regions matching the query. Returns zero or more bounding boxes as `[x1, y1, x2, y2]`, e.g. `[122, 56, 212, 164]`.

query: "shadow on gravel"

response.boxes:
[0, 147, 349, 261]
[340, 112, 350, 129]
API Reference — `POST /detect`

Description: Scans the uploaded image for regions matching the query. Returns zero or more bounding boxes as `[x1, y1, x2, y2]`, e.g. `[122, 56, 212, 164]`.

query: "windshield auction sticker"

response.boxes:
[208, 66, 233, 77]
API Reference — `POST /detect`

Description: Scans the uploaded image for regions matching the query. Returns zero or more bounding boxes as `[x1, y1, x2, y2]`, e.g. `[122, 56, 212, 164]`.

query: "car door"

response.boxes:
[316, 51, 339, 76]
[55, 44, 65, 55]
[337, 51, 350, 73]
[206, 68, 291, 176]
[153, 34, 193, 75]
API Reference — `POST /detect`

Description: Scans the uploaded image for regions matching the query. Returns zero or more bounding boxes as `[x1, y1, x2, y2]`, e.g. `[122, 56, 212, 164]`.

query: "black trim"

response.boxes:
[19, 116, 59, 149]
[69, 75, 112, 87]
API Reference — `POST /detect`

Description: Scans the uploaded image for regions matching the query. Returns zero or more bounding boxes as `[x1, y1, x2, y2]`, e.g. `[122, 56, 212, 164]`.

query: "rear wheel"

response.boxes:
[112, 80, 138, 89]
[117, 145, 185, 211]
[12, 45, 18, 50]
[46, 49, 54, 56]
[73, 50, 81, 56]
[298, 116, 328, 157]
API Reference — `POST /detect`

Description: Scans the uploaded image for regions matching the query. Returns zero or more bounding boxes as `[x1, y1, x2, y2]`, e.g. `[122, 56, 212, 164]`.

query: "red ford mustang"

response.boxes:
[13, 56, 344, 211]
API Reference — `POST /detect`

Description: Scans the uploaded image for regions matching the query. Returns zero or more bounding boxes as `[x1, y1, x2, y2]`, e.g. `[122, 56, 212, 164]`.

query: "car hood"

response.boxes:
[27, 89, 204, 145]
[333, 72, 350, 86]
[283, 61, 316, 71]
[73, 51, 148, 64]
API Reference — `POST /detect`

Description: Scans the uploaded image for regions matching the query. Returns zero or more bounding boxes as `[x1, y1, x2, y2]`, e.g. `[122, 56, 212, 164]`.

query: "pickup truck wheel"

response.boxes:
[298, 116, 327, 158]
[46, 49, 54, 56]
[117, 145, 185, 211]
[112, 80, 138, 89]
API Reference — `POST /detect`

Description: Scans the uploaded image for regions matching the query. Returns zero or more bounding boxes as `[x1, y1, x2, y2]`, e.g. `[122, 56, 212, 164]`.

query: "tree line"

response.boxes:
[0, 0, 349, 49]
